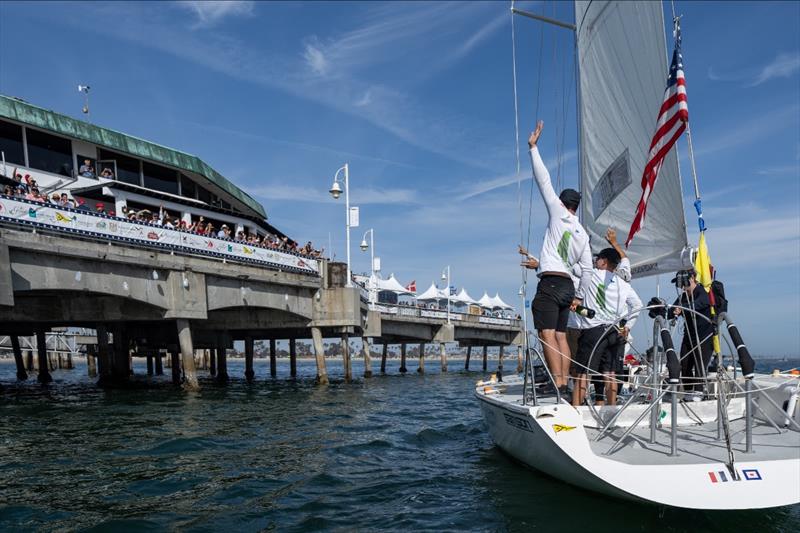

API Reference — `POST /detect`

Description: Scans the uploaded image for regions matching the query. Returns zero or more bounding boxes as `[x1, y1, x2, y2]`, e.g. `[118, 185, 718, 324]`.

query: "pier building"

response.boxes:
[0, 95, 522, 389]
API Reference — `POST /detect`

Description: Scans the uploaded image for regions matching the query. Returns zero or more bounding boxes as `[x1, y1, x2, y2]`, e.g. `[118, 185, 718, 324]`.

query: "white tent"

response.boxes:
[491, 292, 514, 310]
[368, 273, 414, 294]
[477, 291, 494, 308]
[452, 288, 477, 305]
[417, 281, 448, 301]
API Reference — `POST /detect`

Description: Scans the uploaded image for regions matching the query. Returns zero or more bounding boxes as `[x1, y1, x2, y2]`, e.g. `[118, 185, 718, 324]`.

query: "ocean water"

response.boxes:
[1, 357, 798, 532]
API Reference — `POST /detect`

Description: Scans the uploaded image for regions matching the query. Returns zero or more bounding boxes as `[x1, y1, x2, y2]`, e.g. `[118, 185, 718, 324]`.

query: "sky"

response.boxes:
[0, 1, 798, 356]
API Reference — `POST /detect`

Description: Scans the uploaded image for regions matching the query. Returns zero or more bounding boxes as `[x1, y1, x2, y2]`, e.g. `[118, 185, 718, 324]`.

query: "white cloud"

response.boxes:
[176, 1, 254, 28]
[694, 103, 800, 157]
[747, 52, 800, 87]
[757, 164, 800, 176]
[303, 40, 329, 76]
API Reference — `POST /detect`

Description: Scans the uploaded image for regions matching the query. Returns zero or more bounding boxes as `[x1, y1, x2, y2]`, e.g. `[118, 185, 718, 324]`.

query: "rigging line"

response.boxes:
[511, 1, 524, 249]
[526, 7, 546, 254]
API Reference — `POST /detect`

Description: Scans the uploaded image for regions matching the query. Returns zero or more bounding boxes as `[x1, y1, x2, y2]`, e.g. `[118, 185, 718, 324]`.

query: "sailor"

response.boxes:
[669, 268, 714, 393]
[572, 248, 642, 407]
[527, 121, 593, 394]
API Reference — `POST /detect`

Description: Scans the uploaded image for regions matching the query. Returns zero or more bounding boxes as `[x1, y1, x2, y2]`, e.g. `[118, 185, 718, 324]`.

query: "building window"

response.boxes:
[143, 162, 178, 195]
[180, 174, 197, 199]
[25, 128, 73, 176]
[77, 154, 97, 178]
[0, 119, 25, 166]
[98, 149, 141, 185]
[197, 185, 212, 204]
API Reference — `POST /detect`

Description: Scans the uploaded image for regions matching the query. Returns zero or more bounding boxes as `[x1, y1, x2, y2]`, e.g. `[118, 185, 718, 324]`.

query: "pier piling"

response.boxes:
[177, 319, 199, 390]
[341, 335, 352, 383]
[146, 351, 154, 376]
[244, 336, 255, 382]
[66, 351, 73, 369]
[465, 346, 471, 370]
[111, 326, 129, 383]
[417, 343, 425, 374]
[209, 346, 216, 376]
[155, 350, 164, 375]
[269, 339, 277, 378]
[380, 344, 388, 374]
[11, 335, 27, 381]
[26, 349, 34, 372]
[482, 346, 488, 372]
[361, 337, 372, 378]
[170, 349, 181, 385]
[215, 340, 229, 384]
[517, 345, 523, 373]
[439, 343, 447, 373]
[498, 345, 504, 381]
[311, 327, 328, 385]
[86, 349, 97, 378]
[36, 330, 53, 384]
[399, 343, 407, 374]
[96, 325, 111, 384]
[290, 338, 297, 379]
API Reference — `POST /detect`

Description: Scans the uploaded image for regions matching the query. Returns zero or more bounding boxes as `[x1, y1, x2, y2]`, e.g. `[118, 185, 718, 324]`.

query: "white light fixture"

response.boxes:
[182, 275, 189, 289]
[152, 270, 159, 280]
[328, 164, 353, 287]
[329, 181, 342, 200]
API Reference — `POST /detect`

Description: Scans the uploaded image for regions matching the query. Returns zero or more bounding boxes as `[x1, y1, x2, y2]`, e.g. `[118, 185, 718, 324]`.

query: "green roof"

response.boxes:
[0, 94, 266, 218]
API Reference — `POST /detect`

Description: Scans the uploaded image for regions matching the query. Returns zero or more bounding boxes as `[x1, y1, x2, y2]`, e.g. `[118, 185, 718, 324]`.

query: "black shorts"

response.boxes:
[532, 275, 575, 333]
[575, 325, 624, 374]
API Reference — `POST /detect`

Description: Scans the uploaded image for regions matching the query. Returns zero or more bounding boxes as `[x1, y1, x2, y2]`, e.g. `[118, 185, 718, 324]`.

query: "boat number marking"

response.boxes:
[708, 468, 762, 483]
[503, 413, 534, 433]
[551, 424, 576, 433]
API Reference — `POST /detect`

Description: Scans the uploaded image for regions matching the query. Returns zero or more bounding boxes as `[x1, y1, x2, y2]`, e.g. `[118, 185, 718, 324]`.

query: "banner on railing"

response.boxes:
[0, 195, 319, 274]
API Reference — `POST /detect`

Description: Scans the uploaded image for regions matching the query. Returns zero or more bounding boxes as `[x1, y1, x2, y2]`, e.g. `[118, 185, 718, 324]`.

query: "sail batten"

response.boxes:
[575, 0, 689, 278]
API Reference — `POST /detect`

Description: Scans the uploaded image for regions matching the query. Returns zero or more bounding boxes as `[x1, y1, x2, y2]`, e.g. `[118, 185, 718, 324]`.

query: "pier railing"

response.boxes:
[0, 194, 319, 275]
[368, 302, 520, 327]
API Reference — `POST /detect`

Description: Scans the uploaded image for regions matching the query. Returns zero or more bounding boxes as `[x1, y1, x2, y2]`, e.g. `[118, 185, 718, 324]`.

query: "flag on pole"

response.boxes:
[694, 229, 721, 353]
[405, 280, 416, 293]
[626, 28, 689, 247]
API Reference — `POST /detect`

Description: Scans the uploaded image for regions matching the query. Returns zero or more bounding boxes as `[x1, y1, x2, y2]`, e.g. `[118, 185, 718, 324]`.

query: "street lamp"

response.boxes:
[329, 163, 352, 287]
[441, 265, 451, 324]
[360, 228, 376, 303]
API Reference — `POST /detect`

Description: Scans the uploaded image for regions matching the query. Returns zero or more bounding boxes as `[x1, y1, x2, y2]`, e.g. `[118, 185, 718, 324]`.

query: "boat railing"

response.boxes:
[0, 194, 320, 276]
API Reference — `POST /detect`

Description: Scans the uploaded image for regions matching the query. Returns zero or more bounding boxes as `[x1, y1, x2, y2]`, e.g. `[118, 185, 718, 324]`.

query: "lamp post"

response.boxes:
[329, 164, 352, 287]
[441, 265, 451, 324]
[360, 228, 375, 303]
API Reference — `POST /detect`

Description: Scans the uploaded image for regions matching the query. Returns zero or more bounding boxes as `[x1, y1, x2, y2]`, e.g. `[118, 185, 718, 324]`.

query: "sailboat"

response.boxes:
[476, 1, 800, 510]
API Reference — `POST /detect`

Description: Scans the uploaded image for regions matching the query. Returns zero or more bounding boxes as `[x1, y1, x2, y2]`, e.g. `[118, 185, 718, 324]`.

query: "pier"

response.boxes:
[0, 218, 522, 389]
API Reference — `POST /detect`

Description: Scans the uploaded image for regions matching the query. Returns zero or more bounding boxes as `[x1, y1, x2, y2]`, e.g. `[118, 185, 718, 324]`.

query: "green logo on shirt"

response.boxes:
[557, 230, 572, 267]
[596, 283, 608, 312]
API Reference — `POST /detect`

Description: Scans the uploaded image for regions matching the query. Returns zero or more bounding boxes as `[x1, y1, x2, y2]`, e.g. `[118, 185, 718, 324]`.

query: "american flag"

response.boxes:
[625, 27, 689, 248]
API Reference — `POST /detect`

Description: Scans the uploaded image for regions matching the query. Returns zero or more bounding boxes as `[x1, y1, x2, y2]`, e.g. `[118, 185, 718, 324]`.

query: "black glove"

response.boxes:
[648, 297, 666, 319]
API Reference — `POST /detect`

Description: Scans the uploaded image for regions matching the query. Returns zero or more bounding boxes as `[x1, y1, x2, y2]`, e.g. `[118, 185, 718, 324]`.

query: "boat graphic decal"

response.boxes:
[708, 469, 762, 483]
[503, 413, 534, 432]
[551, 424, 576, 433]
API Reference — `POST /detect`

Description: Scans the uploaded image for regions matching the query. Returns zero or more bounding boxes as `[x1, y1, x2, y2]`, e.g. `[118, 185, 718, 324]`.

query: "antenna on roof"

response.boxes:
[77, 85, 90, 119]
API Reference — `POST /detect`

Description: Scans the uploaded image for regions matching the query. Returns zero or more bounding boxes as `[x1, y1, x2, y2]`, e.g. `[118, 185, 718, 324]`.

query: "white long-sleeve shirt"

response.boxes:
[575, 268, 642, 330]
[530, 147, 592, 299]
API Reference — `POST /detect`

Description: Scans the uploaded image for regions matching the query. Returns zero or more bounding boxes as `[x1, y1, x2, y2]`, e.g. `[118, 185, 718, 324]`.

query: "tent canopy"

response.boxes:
[417, 281, 448, 301]
[490, 292, 514, 310]
[452, 288, 477, 305]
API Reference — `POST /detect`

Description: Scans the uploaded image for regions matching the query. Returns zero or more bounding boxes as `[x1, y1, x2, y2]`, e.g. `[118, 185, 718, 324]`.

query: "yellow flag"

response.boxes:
[694, 232, 721, 353]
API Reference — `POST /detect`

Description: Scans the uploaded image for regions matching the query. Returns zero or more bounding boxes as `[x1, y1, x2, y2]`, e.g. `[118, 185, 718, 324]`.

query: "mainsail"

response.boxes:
[575, 0, 690, 278]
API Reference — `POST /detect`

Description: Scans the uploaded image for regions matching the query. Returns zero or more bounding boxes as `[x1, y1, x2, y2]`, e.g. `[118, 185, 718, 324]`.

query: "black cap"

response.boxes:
[595, 247, 621, 267]
[559, 188, 581, 211]
[670, 268, 695, 283]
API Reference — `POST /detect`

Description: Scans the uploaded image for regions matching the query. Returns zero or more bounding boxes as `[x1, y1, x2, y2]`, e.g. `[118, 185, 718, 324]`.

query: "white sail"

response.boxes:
[575, 0, 690, 278]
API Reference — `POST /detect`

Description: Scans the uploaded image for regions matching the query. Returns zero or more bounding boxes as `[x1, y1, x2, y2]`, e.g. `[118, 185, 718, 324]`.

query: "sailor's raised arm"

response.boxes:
[606, 228, 632, 282]
[528, 121, 561, 216]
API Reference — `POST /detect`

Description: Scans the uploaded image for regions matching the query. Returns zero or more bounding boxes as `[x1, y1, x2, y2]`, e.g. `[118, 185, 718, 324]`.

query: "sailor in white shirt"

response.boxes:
[572, 248, 642, 407]
[527, 121, 593, 393]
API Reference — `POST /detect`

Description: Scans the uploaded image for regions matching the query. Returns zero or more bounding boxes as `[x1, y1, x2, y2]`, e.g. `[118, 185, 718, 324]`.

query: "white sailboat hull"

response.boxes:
[477, 381, 800, 510]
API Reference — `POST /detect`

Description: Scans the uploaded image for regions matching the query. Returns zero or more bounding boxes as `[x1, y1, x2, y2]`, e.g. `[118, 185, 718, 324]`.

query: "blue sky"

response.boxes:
[0, 1, 798, 356]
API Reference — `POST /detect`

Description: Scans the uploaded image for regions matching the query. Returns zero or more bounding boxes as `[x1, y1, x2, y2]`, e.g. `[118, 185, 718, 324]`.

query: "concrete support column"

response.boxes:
[399, 343, 407, 374]
[417, 343, 425, 374]
[361, 337, 373, 378]
[201, 349, 210, 371]
[146, 351, 154, 376]
[380, 344, 388, 374]
[86, 349, 97, 378]
[465, 346, 472, 370]
[170, 349, 181, 385]
[269, 339, 277, 378]
[111, 326, 129, 383]
[11, 335, 27, 381]
[289, 338, 297, 378]
[66, 351, 73, 369]
[341, 335, 352, 383]
[498, 345, 505, 381]
[26, 349, 34, 372]
[517, 345, 524, 373]
[439, 343, 447, 373]
[209, 347, 217, 376]
[177, 319, 199, 391]
[96, 325, 111, 383]
[311, 327, 328, 385]
[216, 340, 229, 384]
[155, 350, 164, 375]
[482, 345, 488, 372]
[36, 330, 52, 384]
[244, 336, 255, 382]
